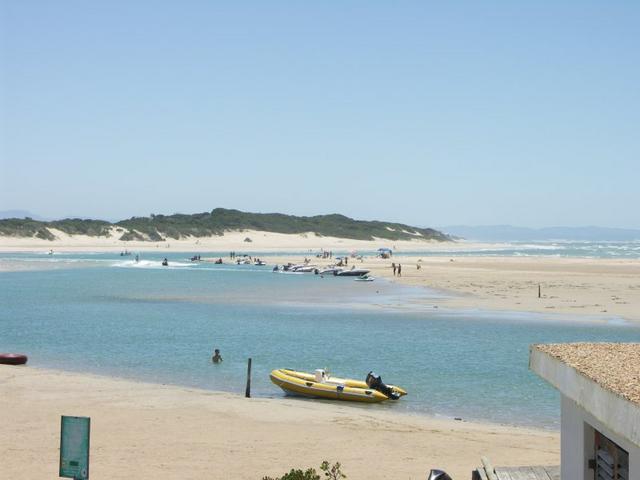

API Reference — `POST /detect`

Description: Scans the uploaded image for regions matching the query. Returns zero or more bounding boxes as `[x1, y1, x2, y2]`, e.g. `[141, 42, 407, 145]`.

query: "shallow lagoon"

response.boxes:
[2, 251, 640, 428]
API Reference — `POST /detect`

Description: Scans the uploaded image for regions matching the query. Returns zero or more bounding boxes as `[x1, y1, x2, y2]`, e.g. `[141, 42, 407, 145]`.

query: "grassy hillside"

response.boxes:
[0, 208, 451, 242]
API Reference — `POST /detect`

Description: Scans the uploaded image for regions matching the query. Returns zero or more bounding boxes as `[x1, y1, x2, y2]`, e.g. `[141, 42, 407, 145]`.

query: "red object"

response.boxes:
[0, 353, 28, 365]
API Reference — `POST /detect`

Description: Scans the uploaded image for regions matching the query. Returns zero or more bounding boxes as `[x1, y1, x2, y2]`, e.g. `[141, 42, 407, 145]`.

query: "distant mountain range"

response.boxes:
[0, 210, 48, 221]
[0, 208, 451, 242]
[440, 225, 640, 242]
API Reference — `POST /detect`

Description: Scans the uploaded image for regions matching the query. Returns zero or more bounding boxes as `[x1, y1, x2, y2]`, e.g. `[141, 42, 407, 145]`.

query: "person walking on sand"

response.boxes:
[392, 262, 396, 276]
[212, 349, 223, 363]
[397, 264, 402, 277]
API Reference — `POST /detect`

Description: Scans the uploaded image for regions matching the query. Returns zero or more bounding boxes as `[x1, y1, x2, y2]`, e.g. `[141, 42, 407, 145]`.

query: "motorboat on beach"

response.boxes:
[314, 266, 342, 275]
[270, 369, 406, 403]
[334, 268, 370, 277]
[282, 263, 302, 271]
[282, 264, 316, 273]
[292, 265, 316, 273]
[354, 274, 374, 282]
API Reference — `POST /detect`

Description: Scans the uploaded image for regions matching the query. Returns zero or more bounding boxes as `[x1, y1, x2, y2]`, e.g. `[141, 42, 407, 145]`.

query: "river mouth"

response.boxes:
[2, 250, 640, 429]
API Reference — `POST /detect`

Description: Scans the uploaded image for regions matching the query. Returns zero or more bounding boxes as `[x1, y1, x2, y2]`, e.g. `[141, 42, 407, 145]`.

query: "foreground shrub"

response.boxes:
[262, 461, 346, 480]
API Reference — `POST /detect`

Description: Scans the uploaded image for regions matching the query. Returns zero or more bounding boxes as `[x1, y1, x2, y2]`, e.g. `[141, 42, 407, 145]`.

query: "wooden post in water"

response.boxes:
[245, 358, 252, 398]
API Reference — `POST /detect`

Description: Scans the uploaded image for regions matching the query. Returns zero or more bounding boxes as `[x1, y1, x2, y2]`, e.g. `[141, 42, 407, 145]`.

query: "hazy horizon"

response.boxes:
[2, 2, 639, 229]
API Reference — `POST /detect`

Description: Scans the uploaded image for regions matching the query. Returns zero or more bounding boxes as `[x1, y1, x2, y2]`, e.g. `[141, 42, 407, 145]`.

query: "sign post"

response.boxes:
[59, 416, 90, 480]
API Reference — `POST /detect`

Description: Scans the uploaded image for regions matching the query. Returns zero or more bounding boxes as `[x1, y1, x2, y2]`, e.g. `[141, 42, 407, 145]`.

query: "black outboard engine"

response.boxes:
[366, 371, 400, 400]
[427, 469, 452, 480]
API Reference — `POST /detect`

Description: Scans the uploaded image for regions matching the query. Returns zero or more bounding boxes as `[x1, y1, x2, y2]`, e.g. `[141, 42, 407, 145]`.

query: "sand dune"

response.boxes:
[0, 228, 460, 253]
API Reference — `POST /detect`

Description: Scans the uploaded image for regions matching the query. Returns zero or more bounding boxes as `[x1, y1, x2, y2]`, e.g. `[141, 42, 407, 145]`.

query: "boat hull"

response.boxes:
[335, 269, 370, 277]
[0, 353, 28, 365]
[270, 369, 406, 403]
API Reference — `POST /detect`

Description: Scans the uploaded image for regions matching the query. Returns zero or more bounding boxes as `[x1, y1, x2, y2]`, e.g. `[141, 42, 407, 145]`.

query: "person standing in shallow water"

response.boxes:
[397, 264, 402, 277]
[212, 349, 223, 363]
[392, 263, 396, 276]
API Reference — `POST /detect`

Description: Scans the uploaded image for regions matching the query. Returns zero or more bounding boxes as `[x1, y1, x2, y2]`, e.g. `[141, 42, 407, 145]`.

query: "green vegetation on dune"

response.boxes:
[49, 218, 112, 237]
[0, 218, 112, 240]
[0, 208, 451, 242]
[0, 217, 56, 240]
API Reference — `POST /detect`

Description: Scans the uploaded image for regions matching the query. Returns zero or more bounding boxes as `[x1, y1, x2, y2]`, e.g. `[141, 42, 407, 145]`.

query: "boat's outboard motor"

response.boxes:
[427, 469, 452, 480]
[366, 371, 400, 400]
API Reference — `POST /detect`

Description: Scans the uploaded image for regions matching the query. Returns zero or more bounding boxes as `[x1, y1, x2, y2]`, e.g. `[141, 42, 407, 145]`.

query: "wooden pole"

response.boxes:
[538, 284, 541, 298]
[245, 358, 252, 398]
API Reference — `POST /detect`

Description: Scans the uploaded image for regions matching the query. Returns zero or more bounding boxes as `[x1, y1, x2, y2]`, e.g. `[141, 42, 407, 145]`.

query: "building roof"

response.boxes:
[532, 343, 640, 406]
[531, 342, 640, 447]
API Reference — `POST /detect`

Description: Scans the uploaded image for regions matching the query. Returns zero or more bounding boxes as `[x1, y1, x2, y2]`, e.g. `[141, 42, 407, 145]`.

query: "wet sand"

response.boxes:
[265, 255, 640, 323]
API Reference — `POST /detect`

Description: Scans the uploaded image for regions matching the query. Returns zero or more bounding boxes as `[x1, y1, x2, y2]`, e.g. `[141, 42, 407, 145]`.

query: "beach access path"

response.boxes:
[0, 367, 558, 479]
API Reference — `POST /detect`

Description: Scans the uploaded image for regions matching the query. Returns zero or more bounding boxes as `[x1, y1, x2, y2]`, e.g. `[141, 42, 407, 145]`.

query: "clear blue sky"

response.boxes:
[1, 1, 638, 228]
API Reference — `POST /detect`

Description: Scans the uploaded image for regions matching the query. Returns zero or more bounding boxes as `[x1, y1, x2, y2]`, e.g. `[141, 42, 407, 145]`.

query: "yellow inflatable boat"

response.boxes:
[270, 368, 407, 403]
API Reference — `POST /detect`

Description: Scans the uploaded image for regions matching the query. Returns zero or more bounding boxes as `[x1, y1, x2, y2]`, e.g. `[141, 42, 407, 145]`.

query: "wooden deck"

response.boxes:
[473, 465, 560, 480]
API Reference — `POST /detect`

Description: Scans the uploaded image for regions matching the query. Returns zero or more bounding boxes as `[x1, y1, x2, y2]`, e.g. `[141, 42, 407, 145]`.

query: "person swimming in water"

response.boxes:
[162, 258, 168, 266]
[211, 349, 223, 363]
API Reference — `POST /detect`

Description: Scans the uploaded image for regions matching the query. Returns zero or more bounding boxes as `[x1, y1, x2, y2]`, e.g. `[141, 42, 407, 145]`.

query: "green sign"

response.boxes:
[59, 416, 90, 479]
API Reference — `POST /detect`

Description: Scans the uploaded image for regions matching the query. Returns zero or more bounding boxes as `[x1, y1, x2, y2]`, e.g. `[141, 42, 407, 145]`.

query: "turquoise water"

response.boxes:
[398, 240, 640, 259]
[2, 251, 640, 429]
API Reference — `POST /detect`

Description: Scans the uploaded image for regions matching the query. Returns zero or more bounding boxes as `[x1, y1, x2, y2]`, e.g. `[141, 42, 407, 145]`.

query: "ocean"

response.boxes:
[1, 245, 639, 429]
[400, 240, 640, 259]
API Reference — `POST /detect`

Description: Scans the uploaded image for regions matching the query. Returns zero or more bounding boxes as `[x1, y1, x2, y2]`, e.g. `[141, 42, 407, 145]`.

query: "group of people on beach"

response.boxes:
[391, 263, 402, 277]
[336, 257, 348, 267]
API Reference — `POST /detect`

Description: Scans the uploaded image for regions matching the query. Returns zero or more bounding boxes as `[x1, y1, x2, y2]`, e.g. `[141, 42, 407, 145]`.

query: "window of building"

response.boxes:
[594, 430, 629, 480]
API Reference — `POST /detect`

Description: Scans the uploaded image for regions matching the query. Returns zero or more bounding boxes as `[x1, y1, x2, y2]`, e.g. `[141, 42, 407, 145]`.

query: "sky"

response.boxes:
[1, 1, 639, 228]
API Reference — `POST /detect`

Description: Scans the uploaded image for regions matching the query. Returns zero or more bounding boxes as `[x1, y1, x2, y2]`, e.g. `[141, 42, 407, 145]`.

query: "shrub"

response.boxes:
[35, 228, 55, 241]
[262, 468, 319, 480]
[262, 461, 346, 480]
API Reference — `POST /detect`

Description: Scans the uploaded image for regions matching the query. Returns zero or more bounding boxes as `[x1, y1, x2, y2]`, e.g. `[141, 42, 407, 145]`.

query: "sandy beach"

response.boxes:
[262, 254, 640, 323]
[0, 366, 559, 479]
[0, 228, 476, 253]
[363, 256, 640, 323]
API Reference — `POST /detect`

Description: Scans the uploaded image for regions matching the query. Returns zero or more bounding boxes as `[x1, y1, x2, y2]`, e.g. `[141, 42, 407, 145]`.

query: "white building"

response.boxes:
[530, 343, 638, 480]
